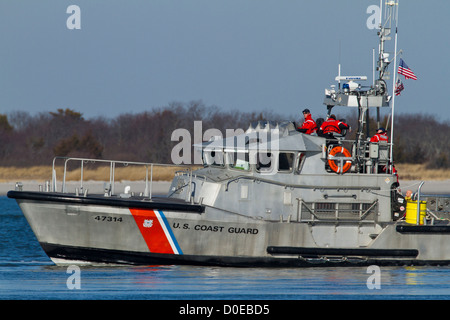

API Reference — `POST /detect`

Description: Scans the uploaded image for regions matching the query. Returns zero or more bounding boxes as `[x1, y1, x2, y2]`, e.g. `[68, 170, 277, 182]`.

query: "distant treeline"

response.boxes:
[0, 101, 448, 168]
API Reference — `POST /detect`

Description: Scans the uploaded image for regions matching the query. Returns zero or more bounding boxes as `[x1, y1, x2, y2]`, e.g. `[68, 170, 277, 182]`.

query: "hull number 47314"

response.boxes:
[94, 216, 123, 222]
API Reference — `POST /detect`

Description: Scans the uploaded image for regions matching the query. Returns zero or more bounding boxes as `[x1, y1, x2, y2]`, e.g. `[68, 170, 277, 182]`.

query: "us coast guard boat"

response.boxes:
[8, 2, 450, 267]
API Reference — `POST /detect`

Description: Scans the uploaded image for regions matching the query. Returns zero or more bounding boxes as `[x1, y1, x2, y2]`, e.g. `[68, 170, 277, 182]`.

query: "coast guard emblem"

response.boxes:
[143, 219, 153, 228]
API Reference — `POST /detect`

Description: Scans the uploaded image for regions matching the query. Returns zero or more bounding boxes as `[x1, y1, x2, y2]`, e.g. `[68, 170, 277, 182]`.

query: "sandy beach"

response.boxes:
[1, 179, 450, 196]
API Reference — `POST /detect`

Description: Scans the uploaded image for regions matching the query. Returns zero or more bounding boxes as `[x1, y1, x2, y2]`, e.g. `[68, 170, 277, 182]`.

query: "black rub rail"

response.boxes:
[267, 246, 419, 257]
[7, 190, 204, 213]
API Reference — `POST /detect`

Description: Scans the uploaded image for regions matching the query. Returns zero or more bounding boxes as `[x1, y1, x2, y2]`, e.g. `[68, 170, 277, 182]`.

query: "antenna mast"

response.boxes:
[323, 0, 399, 173]
[386, 0, 400, 169]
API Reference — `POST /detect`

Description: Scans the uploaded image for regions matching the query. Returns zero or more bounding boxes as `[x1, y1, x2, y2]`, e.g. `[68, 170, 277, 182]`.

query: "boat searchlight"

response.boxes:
[335, 75, 367, 93]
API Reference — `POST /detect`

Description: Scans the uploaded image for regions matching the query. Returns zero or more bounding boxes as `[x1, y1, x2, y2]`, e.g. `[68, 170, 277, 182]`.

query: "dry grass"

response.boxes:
[0, 165, 196, 182]
[0, 163, 448, 182]
[395, 163, 450, 180]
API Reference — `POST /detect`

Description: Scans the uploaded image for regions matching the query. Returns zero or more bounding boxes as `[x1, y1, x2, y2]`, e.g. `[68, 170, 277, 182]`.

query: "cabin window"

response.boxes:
[278, 152, 294, 172]
[256, 152, 294, 173]
[229, 152, 250, 171]
[202, 150, 224, 167]
[256, 152, 273, 172]
[294, 152, 306, 174]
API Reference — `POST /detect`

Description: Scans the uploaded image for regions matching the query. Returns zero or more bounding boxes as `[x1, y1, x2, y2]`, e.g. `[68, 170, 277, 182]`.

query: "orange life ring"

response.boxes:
[328, 146, 352, 173]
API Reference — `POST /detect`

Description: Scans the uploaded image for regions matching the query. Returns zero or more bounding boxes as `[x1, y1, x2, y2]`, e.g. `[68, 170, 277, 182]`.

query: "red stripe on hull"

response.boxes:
[130, 208, 175, 254]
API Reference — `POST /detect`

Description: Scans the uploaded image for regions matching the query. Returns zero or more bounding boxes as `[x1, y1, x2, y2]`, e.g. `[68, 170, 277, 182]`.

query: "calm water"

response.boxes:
[1, 196, 450, 301]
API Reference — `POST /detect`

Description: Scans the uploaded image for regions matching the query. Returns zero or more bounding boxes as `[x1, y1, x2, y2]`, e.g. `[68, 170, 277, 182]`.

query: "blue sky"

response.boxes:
[0, 0, 448, 122]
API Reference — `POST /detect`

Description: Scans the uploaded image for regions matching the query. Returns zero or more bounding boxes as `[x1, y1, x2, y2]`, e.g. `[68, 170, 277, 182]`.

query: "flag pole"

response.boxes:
[389, 0, 399, 173]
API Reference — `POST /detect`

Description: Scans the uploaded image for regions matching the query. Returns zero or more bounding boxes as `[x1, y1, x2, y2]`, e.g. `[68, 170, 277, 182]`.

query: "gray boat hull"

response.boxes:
[8, 190, 450, 267]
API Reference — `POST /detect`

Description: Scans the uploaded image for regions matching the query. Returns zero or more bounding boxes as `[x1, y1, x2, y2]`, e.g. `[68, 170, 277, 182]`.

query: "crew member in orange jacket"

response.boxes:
[370, 127, 388, 143]
[297, 109, 317, 134]
[318, 114, 350, 138]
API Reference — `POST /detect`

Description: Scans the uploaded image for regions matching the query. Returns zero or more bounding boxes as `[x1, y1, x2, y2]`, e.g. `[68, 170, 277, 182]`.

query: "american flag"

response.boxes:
[398, 58, 417, 80]
[395, 78, 404, 96]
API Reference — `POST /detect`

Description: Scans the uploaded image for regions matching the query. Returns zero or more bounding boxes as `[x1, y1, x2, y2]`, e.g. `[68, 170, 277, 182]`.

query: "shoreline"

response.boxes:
[1, 179, 449, 196]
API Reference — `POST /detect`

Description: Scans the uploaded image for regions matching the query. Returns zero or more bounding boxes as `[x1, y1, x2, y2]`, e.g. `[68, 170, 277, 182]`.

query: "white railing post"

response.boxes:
[416, 181, 425, 225]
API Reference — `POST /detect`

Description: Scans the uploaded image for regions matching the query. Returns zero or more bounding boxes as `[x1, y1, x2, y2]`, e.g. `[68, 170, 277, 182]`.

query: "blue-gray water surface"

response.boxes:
[1, 196, 450, 302]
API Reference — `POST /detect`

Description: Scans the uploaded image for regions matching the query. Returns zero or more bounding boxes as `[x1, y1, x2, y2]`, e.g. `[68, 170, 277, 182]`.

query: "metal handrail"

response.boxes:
[225, 175, 380, 192]
[51, 156, 194, 199]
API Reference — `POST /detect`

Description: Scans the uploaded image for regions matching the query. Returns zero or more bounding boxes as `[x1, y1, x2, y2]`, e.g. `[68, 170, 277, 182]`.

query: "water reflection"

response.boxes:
[2, 262, 450, 299]
[405, 266, 424, 285]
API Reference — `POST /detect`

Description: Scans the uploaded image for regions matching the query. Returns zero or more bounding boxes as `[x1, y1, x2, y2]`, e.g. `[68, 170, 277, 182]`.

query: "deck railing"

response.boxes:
[51, 156, 194, 199]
